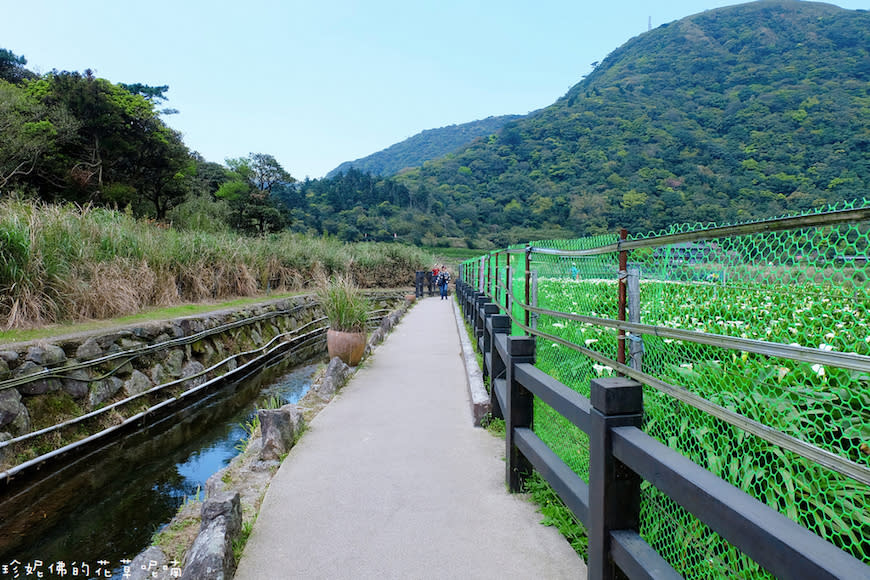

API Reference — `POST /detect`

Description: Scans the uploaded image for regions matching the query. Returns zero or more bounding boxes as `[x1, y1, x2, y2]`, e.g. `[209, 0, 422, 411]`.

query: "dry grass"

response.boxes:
[0, 198, 435, 329]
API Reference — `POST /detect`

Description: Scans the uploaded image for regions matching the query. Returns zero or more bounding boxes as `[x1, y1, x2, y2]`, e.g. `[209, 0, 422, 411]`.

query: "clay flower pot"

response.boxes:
[327, 329, 367, 366]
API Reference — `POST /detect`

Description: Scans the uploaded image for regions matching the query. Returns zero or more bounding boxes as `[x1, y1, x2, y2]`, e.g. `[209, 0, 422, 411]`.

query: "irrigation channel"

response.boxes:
[0, 349, 322, 578]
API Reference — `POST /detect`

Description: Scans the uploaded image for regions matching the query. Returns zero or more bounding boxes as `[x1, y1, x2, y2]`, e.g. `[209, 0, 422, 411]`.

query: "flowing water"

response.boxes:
[0, 361, 320, 579]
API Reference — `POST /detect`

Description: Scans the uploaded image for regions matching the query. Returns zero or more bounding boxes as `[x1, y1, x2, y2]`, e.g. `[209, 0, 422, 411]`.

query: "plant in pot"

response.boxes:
[316, 273, 371, 366]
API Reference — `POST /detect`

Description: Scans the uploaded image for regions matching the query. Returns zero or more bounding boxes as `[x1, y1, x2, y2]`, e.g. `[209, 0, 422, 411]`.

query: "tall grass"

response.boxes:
[314, 273, 370, 333]
[0, 199, 432, 329]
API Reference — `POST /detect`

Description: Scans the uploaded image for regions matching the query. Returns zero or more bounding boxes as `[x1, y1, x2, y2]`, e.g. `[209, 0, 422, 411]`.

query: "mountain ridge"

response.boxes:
[326, 114, 523, 178]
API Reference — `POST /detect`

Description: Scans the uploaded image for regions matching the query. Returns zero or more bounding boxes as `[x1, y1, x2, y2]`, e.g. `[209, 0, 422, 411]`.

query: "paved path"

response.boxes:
[234, 296, 584, 579]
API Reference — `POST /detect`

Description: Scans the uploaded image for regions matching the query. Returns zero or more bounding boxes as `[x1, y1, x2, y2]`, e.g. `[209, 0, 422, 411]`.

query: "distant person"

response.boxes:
[436, 266, 451, 300]
[431, 264, 440, 298]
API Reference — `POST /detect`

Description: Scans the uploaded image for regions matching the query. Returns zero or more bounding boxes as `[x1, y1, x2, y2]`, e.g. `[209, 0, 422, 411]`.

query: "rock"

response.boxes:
[151, 363, 167, 385]
[191, 340, 215, 359]
[119, 338, 146, 350]
[258, 404, 304, 461]
[0, 388, 23, 428]
[0, 389, 29, 435]
[0, 358, 9, 381]
[165, 349, 185, 378]
[180, 361, 206, 389]
[181, 491, 241, 580]
[26, 344, 66, 367]
[127, 546, 178, 580]
[15, 361, 61, 395]
[75, 338, 104, 361]
[11, 405, 30, 434]
[89, 377, 123, 408]
[133, 323, 165, 340]
[124, 370, 153, 396]
[369, 328, 385, 347]
[0, 431, 11, 462]
[180, 318, 205, 335]
[0, 351, 18, 364]
[380, 316, 393, 333]
[62, 369, 91, 399]
[315, 357, 352, 400]
[96, 333, 126, 349]
[169, 323, 185, 339]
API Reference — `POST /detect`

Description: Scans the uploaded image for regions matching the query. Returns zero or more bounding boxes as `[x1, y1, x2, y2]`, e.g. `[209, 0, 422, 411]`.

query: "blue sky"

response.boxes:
[2, 1, 866, 178]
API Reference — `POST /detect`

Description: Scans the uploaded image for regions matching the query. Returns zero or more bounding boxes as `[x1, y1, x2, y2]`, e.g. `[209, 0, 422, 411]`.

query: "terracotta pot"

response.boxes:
[404, 294, 416, 303]
[327, 329, 367, 366]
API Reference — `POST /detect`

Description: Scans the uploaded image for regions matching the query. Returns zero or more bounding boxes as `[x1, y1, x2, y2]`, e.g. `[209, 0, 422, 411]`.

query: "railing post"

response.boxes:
[589, 377, 643, 580]
[474, 295, 488, 344]
[478, 303, 501, 379]
[494, 252, 500, 305]
[505, 335, 536, 493]
[617, 228, 628, 367]
[468, 288, 477, 323]
[485, 312, 511, 390]
[524, 244, 532, 334]
[505, 252, 511, 317]
[415, 270, 425, 298]
[627, 267, 644, 371]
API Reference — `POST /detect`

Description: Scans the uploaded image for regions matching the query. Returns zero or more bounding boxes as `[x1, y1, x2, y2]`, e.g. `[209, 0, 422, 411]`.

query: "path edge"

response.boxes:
[451, 297, 490, 426]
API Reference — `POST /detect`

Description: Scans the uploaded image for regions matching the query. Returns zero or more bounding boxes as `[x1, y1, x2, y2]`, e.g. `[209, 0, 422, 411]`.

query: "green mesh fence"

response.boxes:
[462, 199, 870, 576]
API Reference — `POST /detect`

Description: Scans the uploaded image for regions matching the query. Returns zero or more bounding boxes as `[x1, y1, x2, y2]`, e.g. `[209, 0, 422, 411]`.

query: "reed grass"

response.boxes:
[314, 272, 370, 333]
[0, 198, 432, 329]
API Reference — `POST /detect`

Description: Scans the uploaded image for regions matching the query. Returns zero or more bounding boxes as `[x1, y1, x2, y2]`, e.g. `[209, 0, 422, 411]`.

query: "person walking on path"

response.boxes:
[436, 266, 451, 300]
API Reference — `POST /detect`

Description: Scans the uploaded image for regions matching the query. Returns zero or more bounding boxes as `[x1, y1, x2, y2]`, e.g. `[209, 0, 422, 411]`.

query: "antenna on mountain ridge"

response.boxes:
[648, 16, 652, 31]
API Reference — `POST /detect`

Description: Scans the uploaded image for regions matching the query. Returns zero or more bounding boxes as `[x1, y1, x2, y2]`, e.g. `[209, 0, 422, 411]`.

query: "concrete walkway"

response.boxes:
[234, 296, 584, 579]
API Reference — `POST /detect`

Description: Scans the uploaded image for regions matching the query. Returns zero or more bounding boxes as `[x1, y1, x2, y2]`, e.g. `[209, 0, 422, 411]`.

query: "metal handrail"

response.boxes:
[471, 281, 870, 487]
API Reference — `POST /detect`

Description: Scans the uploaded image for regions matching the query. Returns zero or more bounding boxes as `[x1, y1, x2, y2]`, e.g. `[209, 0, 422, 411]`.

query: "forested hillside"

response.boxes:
[394, 1, 870, 244]
[326, 115, 522, 178]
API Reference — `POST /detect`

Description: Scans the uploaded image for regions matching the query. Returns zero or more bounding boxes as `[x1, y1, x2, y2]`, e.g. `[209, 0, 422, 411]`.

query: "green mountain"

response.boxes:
[326, 115, 522, 178]
[394, 0, 870, 245]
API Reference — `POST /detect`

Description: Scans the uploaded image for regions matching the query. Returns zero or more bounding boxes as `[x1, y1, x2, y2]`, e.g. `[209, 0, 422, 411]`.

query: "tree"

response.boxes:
[0, 80, 79, 191]
[219, 153, 293, 235]
[24, 70, 192, 213]
[119, 82, 169, 102]
[0, 48, 35, 84]
[248, 153, 295, 195]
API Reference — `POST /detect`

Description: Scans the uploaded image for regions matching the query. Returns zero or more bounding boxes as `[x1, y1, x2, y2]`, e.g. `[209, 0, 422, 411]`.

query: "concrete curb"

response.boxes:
[451, 297, 490, 426]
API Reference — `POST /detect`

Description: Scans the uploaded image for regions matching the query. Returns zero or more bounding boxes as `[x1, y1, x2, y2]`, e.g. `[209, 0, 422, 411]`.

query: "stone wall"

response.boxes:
[0, 292, 403, 444]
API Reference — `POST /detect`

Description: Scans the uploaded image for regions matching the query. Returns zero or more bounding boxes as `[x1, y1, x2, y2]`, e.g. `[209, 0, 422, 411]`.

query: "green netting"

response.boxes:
[461, 199, 870, 576]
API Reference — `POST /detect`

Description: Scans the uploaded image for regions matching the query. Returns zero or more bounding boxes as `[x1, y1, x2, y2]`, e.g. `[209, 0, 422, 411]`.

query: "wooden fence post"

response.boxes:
[588, 377, 643, 580]
[474, 295, 488, 343]
[478, 303, 501, 380]
[617, 228, 628, 367]
[505, 335, 536, 492]
[487, 314, 512, 420]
